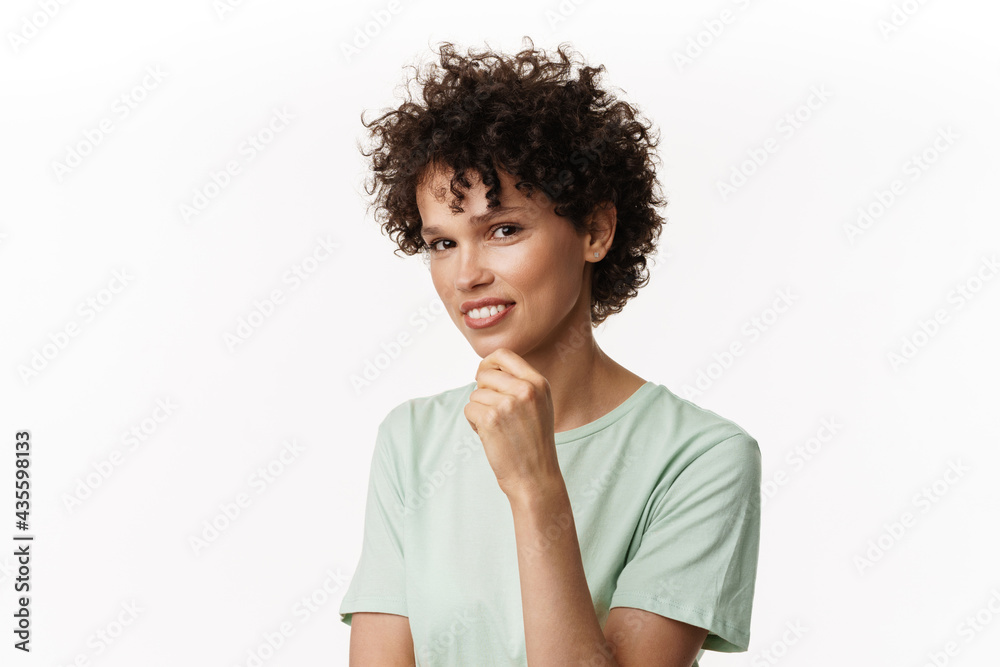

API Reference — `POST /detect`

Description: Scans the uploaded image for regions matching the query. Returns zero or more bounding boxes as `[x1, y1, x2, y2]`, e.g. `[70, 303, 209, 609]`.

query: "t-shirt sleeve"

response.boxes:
[338, 422, 408, 626]
[609, 431, 762, 652]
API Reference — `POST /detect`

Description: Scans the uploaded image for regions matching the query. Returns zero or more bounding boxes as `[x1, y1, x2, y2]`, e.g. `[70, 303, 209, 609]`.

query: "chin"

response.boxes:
[465, 337, 512, 359]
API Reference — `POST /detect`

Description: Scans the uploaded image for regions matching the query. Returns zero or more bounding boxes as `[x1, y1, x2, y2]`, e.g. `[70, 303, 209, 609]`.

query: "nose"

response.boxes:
[454, 243, 493, 292]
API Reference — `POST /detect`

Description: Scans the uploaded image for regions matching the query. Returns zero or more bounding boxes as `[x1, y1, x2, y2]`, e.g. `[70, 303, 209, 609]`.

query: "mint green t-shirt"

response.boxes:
[339, 380, 761, 665]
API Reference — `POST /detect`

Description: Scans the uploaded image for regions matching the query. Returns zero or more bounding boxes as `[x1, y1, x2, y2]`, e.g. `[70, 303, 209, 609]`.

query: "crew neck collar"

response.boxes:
[460, 380, 657, 445]
[553, 381, 656, 445]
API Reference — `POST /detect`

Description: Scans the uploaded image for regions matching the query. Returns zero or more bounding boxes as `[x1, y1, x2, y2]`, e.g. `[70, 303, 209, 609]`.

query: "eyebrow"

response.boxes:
[420, 206, 525, 238]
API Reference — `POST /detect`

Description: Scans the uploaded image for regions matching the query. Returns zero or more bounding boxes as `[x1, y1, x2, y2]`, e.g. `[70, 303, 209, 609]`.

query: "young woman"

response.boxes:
[338, 38, 762, 667]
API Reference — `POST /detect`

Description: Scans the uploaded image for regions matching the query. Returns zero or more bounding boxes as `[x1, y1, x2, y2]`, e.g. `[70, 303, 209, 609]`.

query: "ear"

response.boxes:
[584, 201, 617, 261]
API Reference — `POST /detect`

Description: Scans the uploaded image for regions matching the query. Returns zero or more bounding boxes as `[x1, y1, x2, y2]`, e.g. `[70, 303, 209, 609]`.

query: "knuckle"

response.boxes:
[519, 382, 537, 402]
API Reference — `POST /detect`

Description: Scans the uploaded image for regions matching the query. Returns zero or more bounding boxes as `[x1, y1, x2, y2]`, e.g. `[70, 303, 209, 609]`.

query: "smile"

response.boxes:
[464, 303, 515, 329]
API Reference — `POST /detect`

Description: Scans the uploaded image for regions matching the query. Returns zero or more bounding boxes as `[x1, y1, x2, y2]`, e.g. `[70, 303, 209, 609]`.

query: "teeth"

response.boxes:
[469, 303, 508, 320]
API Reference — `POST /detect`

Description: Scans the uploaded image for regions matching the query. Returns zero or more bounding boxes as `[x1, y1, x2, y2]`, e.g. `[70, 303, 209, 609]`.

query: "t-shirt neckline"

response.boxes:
[554, 381, 656, 445]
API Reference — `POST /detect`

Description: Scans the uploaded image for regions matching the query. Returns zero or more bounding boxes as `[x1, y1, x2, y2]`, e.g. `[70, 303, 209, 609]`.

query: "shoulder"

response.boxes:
[376, 381, 478, 445]
[644, 382, 761, 470]
[630, 385, 762, 522]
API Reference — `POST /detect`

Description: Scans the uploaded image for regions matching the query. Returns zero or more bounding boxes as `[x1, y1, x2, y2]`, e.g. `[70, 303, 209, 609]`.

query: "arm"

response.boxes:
[510, 477, 614, 665]
[603, 606, 708, 666]
[509, 477, 709, 666]
[349, 612, 415, 666]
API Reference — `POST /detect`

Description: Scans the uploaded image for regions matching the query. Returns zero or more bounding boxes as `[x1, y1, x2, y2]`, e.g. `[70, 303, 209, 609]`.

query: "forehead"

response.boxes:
[415, 163, 545, 215]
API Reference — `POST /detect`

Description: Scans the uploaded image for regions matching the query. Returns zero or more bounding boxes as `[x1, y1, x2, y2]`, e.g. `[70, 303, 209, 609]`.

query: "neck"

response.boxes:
[520, 316, 641, 435]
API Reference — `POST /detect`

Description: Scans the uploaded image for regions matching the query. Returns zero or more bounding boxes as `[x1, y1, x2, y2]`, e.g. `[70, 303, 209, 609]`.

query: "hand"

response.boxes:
[464, 348, 562, 501]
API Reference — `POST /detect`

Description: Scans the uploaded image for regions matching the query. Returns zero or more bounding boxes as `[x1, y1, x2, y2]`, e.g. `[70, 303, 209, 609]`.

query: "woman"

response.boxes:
[339, 38, 762, 667]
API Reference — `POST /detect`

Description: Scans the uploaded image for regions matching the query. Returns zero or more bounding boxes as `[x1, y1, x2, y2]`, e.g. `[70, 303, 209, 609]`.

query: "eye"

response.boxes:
[491, 224, 520, 240]
[427, 238, 453, 252]
[424, 224, 520, 254]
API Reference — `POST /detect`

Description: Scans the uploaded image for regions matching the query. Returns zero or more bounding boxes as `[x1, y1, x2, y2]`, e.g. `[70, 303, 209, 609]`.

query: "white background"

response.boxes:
[2, 0, 999, 665]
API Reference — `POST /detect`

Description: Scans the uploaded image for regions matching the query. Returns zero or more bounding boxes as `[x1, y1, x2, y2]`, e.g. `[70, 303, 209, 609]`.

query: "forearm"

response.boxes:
[509, 475, 620, 667]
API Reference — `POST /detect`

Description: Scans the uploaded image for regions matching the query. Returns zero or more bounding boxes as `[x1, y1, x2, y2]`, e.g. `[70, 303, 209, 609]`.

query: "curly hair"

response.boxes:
[359, 36, 667, 326]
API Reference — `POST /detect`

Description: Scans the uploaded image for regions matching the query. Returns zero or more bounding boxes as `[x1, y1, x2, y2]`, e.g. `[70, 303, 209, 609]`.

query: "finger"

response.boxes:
[472, 368, 522, 401]
[468, 384, 507, 409]
[463, 402, 481, 433]
[478, 348, 542, 384]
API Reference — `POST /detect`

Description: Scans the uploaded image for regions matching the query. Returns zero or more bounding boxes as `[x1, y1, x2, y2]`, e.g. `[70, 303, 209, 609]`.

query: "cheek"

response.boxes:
[430, 272, 464, 322]
[427, 268, 447, 300]
[509, 251, 581, 307]
[507, 239, 572, 279]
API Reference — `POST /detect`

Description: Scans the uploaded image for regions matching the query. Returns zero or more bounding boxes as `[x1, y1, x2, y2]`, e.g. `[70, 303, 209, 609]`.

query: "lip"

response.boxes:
[463, 302, 515, 330]
[460, 297, 516, 314]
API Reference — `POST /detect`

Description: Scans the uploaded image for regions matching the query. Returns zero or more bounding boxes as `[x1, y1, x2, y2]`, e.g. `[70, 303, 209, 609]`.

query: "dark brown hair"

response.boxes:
[359, 37, 667, 326]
